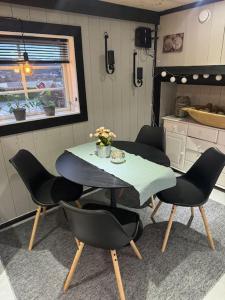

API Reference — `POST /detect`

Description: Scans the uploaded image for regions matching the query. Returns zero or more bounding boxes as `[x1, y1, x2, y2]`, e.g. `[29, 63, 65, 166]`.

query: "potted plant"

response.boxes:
[7, 97, 27, 121]
[38, 91, 56, 116]
[89, 127, 116, 158]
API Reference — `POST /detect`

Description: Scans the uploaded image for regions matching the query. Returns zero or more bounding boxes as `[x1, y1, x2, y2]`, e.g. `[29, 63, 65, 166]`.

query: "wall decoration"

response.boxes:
[133, 52, 143, 87]
[104, 32, 115, 74]
[163, 33, 184, 53]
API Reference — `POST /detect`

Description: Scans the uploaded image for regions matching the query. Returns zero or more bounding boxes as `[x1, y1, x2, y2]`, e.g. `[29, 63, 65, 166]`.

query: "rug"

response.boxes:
[0, 190, 225, 300]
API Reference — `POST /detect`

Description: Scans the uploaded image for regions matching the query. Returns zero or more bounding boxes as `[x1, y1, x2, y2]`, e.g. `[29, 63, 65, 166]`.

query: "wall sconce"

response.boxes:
[104, 32, 115, 74]
[133, 52, 143, 87]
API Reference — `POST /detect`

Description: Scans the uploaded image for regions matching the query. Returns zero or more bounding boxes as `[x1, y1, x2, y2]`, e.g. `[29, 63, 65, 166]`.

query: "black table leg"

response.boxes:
[110, 189, 117, 207]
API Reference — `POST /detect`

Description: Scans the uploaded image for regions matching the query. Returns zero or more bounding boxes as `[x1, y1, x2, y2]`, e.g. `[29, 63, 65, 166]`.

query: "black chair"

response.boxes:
[136, 125, 165, 152]
[136, 125, 170, 208]
[61, 201, 142, 300]
[9, 149, 83, 251]
[151, 147, 225, 252]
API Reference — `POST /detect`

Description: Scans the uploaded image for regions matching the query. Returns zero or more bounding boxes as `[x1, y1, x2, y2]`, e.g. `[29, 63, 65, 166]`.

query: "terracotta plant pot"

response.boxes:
[13, 108, 26, 121]
[44, 106, 55, 116]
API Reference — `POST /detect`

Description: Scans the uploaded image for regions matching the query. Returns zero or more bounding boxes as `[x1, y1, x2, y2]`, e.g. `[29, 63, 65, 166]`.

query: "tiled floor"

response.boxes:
[0, 188, 225, 300]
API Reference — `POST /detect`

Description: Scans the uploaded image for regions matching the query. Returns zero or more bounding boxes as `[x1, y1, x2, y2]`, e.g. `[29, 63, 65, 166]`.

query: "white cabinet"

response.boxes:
[163, 116, 225, 190]
[165, 131, 186, 170]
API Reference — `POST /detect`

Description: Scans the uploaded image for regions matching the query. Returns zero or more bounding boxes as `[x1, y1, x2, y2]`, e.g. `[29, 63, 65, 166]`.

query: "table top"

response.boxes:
[56, 141, 170, 189]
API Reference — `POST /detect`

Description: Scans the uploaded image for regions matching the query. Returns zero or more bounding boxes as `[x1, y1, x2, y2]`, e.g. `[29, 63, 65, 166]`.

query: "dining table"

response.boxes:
[56, 140, 175, 207]
[56, 140, 176, 242]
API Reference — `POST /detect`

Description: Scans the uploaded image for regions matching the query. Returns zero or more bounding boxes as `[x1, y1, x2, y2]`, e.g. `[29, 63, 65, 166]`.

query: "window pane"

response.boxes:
[0, 69, 23, 92]
[26, 65, 65, 89]
[28, 89, 67, 108]
[0, 93, 26, 116]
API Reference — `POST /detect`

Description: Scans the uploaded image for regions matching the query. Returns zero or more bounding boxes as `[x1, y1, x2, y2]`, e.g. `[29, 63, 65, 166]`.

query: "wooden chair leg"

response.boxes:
[151, 200, 162, 219]
[41, 206, 47, 216]
[191, 207, 194, 217]
[75, 238, 80, 248]
[28, 206, 42, 251]
[161, 205, 176, 253]
[111, 250, 126, 300]
[75, 200, 81, 209]
[64, 242, 85, 292]
[199, 206, 215, 250]
[130, 240, 142, 260]
[149, 195, 155, 209]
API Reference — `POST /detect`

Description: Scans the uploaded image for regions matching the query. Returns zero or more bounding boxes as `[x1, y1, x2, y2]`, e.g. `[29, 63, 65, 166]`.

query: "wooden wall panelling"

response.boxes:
[184, 5, 214, 66]
[157, 10, 187, 66]
[0, 2, 153, 223]
[208, 1, 225, 65]
[0, 140, 16, 224]
[1, 134, 33, 216]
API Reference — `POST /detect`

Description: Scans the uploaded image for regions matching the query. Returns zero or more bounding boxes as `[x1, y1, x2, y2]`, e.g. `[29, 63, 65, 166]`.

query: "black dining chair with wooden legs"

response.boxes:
[10, 149, 83, 251]
[61, 201, 142, 300]
[136, 125, 170, 209]
[151, 148, 225, 253]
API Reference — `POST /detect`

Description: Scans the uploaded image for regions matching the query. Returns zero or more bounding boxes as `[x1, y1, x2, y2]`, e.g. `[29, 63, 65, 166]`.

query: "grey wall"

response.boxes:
[0, 2, 154, 224]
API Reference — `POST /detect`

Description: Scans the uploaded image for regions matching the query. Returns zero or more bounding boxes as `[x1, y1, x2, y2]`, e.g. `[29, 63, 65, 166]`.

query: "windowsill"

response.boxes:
[0, 109, 88, 137]
[0, 110, 79, 127]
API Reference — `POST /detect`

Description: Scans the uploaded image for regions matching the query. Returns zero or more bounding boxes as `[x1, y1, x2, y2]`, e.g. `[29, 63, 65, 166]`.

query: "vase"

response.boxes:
[96, 144, 111, 158]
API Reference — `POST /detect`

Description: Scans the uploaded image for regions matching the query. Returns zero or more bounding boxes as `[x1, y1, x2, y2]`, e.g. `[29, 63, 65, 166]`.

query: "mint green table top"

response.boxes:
[67, 142, 176, 206]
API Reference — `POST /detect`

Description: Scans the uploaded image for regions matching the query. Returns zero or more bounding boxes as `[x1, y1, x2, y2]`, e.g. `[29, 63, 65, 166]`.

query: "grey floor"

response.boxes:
[0, 189, 225, 300]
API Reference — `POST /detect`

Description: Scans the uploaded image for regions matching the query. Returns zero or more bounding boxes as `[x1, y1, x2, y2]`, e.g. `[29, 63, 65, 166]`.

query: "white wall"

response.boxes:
[0, 2, 154, 224]
[157, 1, 225, 66]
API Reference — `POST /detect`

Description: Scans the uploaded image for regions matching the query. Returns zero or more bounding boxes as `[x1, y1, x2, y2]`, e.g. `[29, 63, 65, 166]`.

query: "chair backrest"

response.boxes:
[135, 125, 164, 151]
[184, 147, 225, 198]
[61, 201, 131, 250]
[9, 149, 52, 198]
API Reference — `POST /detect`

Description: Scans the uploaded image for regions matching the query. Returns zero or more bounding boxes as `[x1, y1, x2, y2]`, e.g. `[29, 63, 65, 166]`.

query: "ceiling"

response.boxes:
[100, 0, 199, 12]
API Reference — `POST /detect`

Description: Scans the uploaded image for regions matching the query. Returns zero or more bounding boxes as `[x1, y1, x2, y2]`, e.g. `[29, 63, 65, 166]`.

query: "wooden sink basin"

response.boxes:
[182, 107, 225, 129]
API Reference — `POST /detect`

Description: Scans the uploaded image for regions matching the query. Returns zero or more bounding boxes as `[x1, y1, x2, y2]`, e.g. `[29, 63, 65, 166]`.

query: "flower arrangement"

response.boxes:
[89, 127, 116, 146]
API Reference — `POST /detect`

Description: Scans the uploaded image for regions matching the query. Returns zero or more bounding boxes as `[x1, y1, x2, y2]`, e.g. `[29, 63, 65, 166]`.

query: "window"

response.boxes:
[0, 33, 80, 122]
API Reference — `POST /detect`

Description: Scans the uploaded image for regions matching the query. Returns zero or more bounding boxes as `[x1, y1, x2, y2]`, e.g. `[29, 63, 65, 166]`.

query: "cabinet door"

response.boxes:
[165, 132, 186, 170]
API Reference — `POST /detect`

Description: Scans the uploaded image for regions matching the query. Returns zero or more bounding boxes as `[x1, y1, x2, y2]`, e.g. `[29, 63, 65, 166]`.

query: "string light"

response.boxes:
[181, 77, 187, 84]
[170, 76, 176, 83]
[216, 75, 222, 81]
[159, 70, 224, 83]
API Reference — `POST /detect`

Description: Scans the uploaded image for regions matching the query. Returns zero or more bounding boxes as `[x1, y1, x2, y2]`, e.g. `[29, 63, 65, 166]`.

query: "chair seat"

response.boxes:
[83, 203, 140, 239]
[34, 177, 83, 206]
[157, 176, 206, 207]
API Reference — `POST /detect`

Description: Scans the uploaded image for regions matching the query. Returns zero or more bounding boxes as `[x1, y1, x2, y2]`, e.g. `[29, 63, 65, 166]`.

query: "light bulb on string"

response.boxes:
[23, 61, 33, 76]
[23, 51, 32, 76]
[170, 76, 176, 83]
[203, 74, 209, 79]
[181, 77, 187, 84]
[216, 75, 222, 81]
[193, 74, 199, 80]
[161, 71, 167, 77]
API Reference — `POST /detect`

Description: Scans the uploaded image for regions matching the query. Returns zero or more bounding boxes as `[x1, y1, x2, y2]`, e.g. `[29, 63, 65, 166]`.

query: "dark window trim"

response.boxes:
[0, 18, 88, 137]
[0, 0, 159, 25]
[161, 0, 223, 16]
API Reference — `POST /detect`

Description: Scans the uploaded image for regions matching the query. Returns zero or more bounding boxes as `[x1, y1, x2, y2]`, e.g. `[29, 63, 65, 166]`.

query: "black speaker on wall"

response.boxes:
[135, 27, 152, 49]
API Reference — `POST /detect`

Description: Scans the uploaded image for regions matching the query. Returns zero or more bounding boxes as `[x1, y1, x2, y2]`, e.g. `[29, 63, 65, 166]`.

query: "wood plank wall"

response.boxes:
[0, 2, 154, 224]
[157, 1, 225, 66]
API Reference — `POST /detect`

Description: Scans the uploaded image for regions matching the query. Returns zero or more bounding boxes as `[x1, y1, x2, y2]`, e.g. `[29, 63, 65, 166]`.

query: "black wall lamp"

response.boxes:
[133, 51, 143, 87]
[104, 32, 115, 74]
